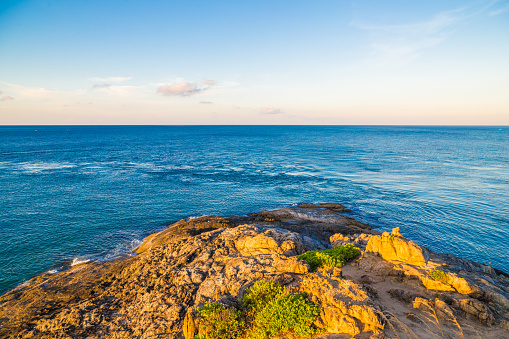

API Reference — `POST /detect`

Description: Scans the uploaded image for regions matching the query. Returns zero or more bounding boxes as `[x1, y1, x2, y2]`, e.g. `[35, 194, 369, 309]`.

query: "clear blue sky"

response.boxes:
[1, 0, 508, 124]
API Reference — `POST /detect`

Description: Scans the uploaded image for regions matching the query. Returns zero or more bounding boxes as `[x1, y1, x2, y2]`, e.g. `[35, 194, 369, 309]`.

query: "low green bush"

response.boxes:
[195, 302, 244, 339]
[241, 280, 284, 314]
[244, 281, 321, 339]
[427, 270, 449, 283]
[247, 289, 321, 339]
[297, 244, 361, 270]
[196, 281, 322, 339]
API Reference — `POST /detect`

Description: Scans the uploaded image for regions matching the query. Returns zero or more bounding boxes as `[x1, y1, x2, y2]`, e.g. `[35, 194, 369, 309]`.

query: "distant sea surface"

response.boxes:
[1, 126, 508, 294]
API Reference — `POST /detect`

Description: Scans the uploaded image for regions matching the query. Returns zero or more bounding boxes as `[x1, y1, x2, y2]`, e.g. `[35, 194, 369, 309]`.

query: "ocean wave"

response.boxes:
[1, 125, 508, 294]
[71, 258, 91, 266]
[19, 162, 77, 174]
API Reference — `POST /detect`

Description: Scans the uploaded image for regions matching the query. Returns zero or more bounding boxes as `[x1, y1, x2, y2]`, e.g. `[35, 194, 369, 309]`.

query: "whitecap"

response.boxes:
[71, 258, 91, 266]
[20, 162, 77, 174]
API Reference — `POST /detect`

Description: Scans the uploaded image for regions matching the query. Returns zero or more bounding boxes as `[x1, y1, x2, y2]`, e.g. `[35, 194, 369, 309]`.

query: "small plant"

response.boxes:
[427, 270, 449, 283]
[241, 280, 284, 315]
[297, 244, 361, 270]
[196, 302, 245, 339]
[243, 281, 321, 339]
[389, 235, 395, 241]
[196, 281, 322, 339]
[248, 291, 321, 339]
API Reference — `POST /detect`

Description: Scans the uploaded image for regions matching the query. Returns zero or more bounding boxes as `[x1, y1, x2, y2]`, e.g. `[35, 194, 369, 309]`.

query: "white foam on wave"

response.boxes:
[71, 258, 91, 266]
[188, 215, 207, 220]
[9, 280, 31, 292]
[127, 162, 165, 173]
[165, 164, 194, 170]
[131, 238, 142, 249]
[20, 162, 77, 173]
[102, 238, 142, 261]
[18, 281, 31, 288]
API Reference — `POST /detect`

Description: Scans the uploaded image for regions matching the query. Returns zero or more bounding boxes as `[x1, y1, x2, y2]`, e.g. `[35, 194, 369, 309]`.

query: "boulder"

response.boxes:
[299, 270, 383, 336]
[366, 229, 429, 266]
[234, 226, 305, 256]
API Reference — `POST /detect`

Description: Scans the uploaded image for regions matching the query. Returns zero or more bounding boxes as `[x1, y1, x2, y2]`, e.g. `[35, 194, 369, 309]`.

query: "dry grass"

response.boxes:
[417, 299, 444, 338]
[384, 310, 419, 339]
[434, 300, 464, 339]
[374, 310, 401, 339]
[409, 313, 438, 339]
[461, 323, 482, 339]
[373, 298, 470, 339]
[375, 309, 421, 339]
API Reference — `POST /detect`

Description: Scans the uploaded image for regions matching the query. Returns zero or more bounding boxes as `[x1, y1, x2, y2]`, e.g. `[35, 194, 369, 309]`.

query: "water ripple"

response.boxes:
[0, 125, 508, 294]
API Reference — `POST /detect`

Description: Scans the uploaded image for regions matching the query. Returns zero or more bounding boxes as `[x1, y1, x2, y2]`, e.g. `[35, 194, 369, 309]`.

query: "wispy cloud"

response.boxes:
[92, 83, 111, 89]
[202, 78, 217, 86]
[199, 101, 213, 104]
[0, 81, 86, 99]
[157, 82, 204, 97]
[89, 76, 132, 83]
[1, 95, 15, 102]
[260, 106, 284, 114]
[157, 79, 216, 97]
[93, 85, 141, 96]
[490, 2, 509, 15]
[352, 1, 501, 62]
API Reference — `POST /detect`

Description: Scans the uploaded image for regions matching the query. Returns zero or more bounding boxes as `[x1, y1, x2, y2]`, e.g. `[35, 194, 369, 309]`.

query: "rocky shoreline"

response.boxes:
[1, 203, 508, 338]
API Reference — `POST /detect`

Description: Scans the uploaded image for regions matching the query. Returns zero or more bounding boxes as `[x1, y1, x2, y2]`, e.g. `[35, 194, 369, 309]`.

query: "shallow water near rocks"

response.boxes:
[0, 125, 508, 294]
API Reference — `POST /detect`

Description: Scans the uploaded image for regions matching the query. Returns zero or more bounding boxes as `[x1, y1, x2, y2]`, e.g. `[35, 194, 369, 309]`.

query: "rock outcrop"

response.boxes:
[366, 228, 429, 266]
[0, 203, 508, 339]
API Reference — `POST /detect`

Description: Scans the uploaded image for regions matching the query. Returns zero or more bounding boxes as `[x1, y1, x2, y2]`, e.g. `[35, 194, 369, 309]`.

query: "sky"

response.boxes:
[0, 0, 508, 125]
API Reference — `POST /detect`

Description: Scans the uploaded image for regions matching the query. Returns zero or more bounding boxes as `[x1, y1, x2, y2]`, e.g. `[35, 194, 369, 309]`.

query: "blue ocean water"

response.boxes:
[0, 125, 508, 294]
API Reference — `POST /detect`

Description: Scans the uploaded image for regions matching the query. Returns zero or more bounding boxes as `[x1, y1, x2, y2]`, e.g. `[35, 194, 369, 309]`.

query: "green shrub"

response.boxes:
[297, 244, 361, 270]
[247, 292, 321, 339]
[196, 281, 322, 339]
[243, 281, 321, 339]
[241, 280, 284, 315]
[427, 270, 449, 283]
[196, 302, 244, 339]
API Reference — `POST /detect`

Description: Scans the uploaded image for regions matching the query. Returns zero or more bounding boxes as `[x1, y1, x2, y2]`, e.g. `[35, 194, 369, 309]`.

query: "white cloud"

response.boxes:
[89, 76, 132, 83]
[260, 106, 284, 114]
[157, 79, 216, 97]
[1, 95, 14, 102]
[157, 82, 204, 97]
[199, 101, 213, 104]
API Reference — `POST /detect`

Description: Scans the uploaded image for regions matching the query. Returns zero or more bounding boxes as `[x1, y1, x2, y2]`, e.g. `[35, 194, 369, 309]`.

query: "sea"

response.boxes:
[0, 125, 508, 294]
